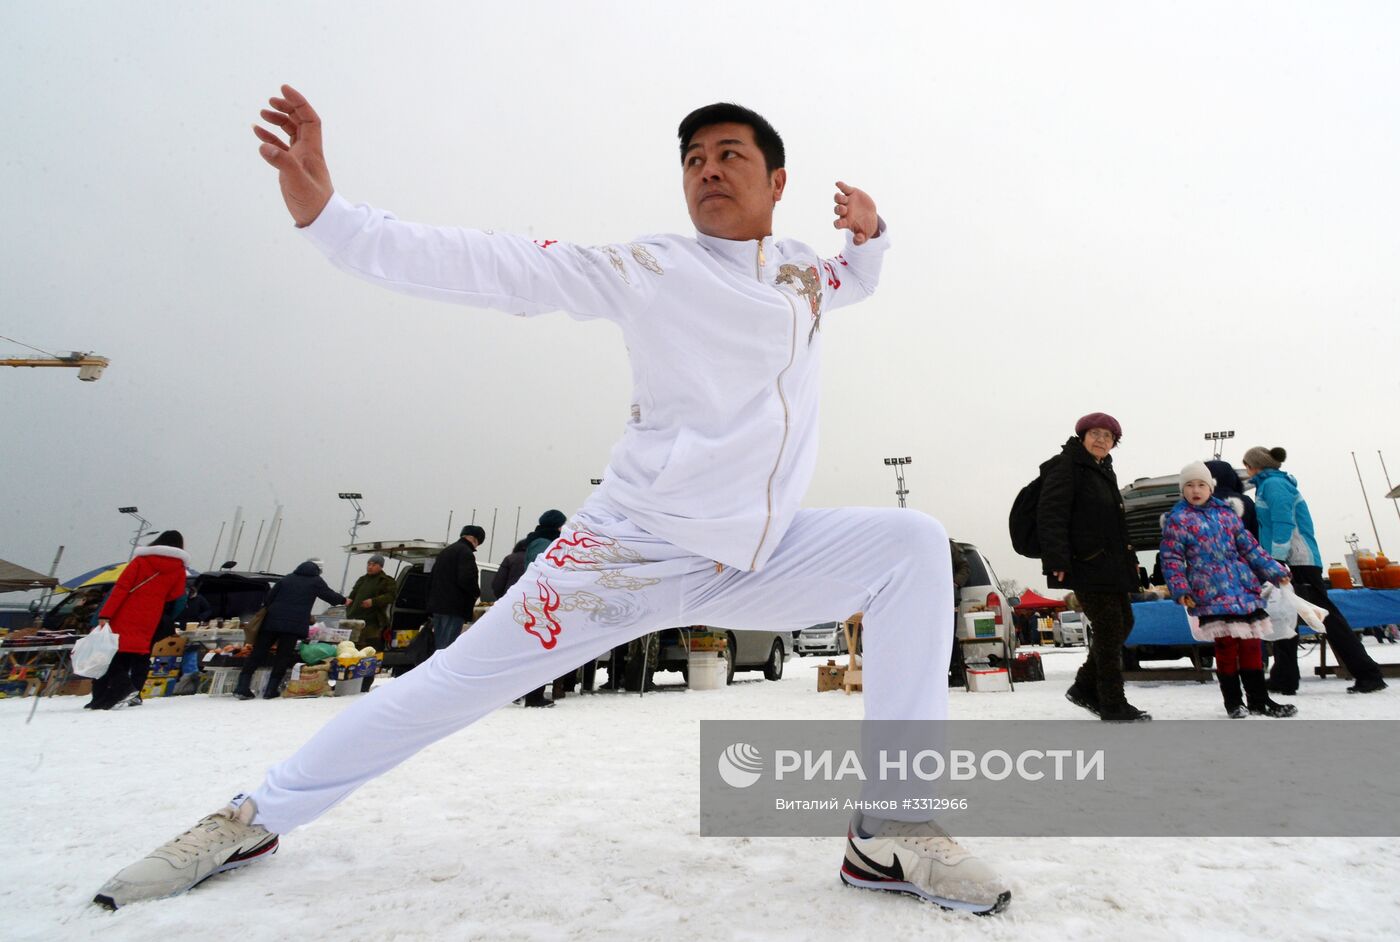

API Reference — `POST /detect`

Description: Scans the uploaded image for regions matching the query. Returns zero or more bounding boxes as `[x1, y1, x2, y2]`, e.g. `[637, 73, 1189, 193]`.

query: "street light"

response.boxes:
[882, 456, 913, 508]
[338, 493, 368, 594]
[1202, 430, 1235, 460]
[119, 506, 152, 561]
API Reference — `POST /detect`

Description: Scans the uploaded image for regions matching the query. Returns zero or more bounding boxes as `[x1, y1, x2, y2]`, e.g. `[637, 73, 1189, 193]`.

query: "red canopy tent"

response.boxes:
[1013, 589, 1066, 612]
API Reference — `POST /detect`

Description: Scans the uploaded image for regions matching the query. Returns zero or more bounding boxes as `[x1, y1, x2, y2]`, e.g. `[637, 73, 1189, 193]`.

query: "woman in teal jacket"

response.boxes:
[1244, 446, 1386, 695]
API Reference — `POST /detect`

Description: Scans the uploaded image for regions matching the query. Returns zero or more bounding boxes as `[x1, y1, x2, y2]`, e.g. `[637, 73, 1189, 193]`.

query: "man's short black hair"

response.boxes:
[678, 103, 785, 173]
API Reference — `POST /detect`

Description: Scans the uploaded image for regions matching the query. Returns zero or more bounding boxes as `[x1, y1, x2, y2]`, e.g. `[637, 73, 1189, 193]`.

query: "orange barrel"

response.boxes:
[1357, 553, 1379, 571]
[1382, 565, 1400, 589]
[1376, 554, 1390, 569]
[1327, 564, 1354, 590]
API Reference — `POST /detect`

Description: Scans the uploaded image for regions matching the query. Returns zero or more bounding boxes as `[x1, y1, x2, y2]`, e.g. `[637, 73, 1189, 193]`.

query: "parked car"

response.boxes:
[655, 627, 790, 684]
[1053, 610, 1088, 647]
[189, 570, 282, 622]
[794, 621, 855, 657]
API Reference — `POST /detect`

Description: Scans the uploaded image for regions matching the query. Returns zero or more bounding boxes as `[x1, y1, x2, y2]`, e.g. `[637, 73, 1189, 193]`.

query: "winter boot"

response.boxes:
[1216, 671, 1248, 718]
[841, 812, 1010, 915]
[94, 796, 278, 908]
[1098, 703, 1152, 722]
[1242, 670, 1297, 717]
[1064, 683, 1100, 717]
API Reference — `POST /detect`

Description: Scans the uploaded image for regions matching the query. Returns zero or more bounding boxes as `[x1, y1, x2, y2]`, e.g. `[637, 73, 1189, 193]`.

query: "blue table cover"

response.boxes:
[1125, 589, 1400, 647]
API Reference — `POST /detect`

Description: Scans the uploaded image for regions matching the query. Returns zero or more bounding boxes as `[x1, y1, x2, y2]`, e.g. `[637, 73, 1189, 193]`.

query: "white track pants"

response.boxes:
[250, 502, 953, 834]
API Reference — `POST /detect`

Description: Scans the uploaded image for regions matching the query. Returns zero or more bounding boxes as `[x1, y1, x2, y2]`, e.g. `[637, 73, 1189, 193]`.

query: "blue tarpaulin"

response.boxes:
[1126, 590, 1400, 647]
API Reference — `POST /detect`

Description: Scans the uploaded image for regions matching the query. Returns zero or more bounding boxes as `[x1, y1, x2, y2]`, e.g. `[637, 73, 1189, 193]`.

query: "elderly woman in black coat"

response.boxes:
[235, 559, 346, 700]
[1038, 412, 1150, 722]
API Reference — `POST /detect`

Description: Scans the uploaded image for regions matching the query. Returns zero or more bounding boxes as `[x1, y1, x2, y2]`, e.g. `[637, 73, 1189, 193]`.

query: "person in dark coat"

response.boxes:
[1206, 459, 1258, 539]
[490, 539, 530, 602]
[1037, 412, 1149, 722]
[235, 559, 345, 700]
[949, 540, 971, 605]
[427, 525, 485, 650]
[523, 509, 567, 563]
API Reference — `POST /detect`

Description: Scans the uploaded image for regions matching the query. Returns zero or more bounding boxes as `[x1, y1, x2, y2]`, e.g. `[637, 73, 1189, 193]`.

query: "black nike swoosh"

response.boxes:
[849, 838, 904, 882]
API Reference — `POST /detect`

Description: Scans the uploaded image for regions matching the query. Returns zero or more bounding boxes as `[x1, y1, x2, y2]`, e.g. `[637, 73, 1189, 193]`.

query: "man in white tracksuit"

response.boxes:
[96, 87, 1010, 915]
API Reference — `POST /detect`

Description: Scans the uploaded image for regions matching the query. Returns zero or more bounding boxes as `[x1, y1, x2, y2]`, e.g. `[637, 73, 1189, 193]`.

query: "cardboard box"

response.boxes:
[56, 677, 93, 697]
[150, 635, 187, 657]
[141, 677, 173, 699]
[817, 660, 847, 693]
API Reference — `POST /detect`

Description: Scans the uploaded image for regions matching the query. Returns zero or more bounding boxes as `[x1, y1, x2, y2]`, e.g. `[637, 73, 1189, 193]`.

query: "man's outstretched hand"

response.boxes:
[253, 85, 334, 228]
[833, 181, 878, 245]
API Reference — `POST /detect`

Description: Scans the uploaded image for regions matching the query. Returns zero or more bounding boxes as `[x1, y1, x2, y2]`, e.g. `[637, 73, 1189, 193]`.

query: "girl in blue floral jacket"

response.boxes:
[1160, 461, 1296, 718]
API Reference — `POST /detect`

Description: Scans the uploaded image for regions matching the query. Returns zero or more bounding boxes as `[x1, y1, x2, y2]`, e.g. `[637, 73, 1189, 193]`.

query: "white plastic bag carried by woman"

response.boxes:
[71, 624, 119, 678]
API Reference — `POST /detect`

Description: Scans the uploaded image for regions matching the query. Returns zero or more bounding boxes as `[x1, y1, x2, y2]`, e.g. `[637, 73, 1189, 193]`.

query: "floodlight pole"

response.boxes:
[1202, 430, 1235, 461]
[338, 493, 366, 594]
[882, 457, 913, 509]
[119, 507, 151, 561]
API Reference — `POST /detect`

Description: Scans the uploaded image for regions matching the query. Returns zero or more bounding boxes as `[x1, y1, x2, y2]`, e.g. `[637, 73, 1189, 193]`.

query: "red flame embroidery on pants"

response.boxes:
[521, 577, 562, 649]
[545, 531, 613, 568]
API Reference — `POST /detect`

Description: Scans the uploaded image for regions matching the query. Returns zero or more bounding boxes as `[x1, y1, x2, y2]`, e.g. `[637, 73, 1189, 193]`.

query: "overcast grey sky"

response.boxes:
[3, 1, 1398, 596]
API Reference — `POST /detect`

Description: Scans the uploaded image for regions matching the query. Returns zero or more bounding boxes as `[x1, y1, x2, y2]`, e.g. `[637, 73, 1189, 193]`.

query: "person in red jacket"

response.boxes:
[89, 531, 190, 710]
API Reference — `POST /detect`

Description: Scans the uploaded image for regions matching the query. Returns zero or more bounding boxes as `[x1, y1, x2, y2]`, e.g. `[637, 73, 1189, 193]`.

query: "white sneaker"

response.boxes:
[841, 813, 1010, 914]
[94, 796, 278, 908]
[108, 691, 142, 711]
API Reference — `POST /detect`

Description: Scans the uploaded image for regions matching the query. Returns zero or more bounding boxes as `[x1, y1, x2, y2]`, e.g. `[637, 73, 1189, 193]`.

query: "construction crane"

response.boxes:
[1, 351, 109, 381]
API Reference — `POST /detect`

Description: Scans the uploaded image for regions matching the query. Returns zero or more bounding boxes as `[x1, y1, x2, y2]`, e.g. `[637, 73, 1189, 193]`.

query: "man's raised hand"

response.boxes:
[832, 181, 879, 246]
[253, 84, 334, 228]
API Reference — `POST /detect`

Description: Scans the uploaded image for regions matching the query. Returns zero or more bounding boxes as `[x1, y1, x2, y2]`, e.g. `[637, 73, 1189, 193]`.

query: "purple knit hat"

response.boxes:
[1074, 412, 1122, 443]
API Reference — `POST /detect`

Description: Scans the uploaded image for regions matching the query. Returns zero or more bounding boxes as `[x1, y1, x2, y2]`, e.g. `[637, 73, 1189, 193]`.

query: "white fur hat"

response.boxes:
[1179, 460, 1215, 496]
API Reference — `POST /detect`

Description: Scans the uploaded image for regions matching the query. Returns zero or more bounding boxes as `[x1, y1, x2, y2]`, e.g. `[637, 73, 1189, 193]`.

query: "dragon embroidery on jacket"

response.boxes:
[776, 263, 823, 343]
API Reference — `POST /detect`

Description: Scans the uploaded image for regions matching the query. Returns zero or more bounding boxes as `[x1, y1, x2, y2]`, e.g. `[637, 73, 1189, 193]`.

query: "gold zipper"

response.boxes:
[756, 240, 765, 279]
[751, 290, 797, 570]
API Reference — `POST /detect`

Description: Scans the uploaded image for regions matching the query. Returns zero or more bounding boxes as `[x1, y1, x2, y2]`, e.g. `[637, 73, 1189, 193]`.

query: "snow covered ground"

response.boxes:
[5, 640, 1399, 941]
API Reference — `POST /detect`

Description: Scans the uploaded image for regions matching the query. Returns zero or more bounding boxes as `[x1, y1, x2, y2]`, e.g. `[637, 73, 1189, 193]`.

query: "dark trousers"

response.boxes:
[1072, 592, 1135, 710]
[90, 651, 150, 709]
[1268, 565, 1382, 691]
[236, 631, 301, 698]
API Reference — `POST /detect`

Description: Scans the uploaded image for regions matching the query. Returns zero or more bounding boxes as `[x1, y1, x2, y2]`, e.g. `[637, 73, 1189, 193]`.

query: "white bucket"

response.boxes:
[688, 652, 726, 690]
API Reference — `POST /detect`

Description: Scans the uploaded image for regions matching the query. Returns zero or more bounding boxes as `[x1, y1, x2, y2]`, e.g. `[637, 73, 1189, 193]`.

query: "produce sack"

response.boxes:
[72, 625, 119, 678]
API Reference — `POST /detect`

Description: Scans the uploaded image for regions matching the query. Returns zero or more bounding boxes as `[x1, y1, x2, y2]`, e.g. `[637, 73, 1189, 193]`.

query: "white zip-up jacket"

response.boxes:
[303, 193, 888, 571]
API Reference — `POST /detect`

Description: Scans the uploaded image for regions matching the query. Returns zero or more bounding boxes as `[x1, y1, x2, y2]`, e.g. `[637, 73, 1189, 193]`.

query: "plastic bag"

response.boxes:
[1288, 585, 1330, 634]
[71, 624, 119, 678]
[299, 642, 339, 665]
[1261, 585, 1297, 642]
